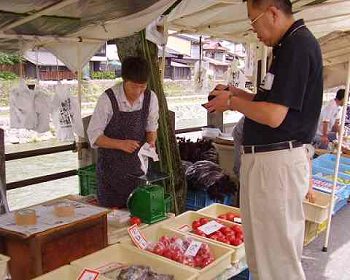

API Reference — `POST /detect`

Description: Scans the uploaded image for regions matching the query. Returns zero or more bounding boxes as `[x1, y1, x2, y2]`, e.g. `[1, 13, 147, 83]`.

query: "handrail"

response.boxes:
[6, 169, 78, 190]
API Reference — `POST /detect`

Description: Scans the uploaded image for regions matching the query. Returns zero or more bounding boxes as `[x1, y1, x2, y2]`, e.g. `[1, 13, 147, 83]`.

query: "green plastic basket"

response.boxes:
[78, 164, 97, 196]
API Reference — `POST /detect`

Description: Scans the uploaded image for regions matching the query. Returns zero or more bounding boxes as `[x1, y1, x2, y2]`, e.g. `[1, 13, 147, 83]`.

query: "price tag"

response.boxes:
[234, 217, 242, 224]
[77, 269, 99, 280]
[198, 220, 223, 235]
[178, 224, 191, 232]
[128, 224, 149, 250]
[184, 240, 202, 257]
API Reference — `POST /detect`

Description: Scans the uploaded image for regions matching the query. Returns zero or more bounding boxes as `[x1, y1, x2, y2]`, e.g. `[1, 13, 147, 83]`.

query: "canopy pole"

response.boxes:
[323, 57, 350, 252]
[77, 42, 82, 109]
[35, 46, 40, 86]
[160, 44, 166, 84]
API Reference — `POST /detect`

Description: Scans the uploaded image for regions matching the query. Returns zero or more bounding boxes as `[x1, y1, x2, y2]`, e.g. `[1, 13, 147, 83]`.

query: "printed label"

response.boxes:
[77, 269, 99, 280]
[184, 240, 202, 257]
[128, 224, 149, 250]
[198, 220, 223, 235]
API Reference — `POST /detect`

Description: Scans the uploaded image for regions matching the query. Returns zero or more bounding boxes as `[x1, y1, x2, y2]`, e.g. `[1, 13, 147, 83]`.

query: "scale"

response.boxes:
[127, 171, 170, 224]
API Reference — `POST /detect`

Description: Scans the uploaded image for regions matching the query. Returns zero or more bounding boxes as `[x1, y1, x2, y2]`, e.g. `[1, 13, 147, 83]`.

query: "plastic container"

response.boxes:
[304, 221, 319, 246]
[166, 211, 245, 263]
[315, 154, 350, 166]
[212, 142, 235, 178]
[303, 191, 330, 223]
[311, 177, 349, 199]
[0, 254, 9, 280]
[313, 159, 350, 177]
[197, 203, 240, 221]
[121, 225, 233, 280]
[78, 164, 97, 196]
[333, 197, 348, 214]
[33, 265, 109, 280]
[313, 165, 350, 184]
[71, 243, 198, 280]
[186, 189, 233, 211]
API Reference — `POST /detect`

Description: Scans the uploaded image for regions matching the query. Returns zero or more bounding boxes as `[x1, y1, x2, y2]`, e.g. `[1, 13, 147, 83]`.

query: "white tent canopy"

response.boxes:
[0, 0, 177, 72]
[167, 0, 350, 42]
[320, 31, 350, 88]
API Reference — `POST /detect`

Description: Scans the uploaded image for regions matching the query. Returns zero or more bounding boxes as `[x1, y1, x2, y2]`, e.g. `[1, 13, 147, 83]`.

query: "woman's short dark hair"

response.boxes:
[121, 56, 150, 83]
[336, 89, 345, 101]
[250, 0, 292, 15]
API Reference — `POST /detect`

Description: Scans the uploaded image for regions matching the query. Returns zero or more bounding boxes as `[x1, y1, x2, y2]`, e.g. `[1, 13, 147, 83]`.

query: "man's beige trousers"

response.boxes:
[240, 147, 309, 280]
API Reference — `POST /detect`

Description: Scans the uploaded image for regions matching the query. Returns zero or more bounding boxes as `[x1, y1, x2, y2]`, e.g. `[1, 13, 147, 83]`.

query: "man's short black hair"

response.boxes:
[249, 0, 292, 15]
[336, 89, 345, 101]
[121, 56, 149, 83]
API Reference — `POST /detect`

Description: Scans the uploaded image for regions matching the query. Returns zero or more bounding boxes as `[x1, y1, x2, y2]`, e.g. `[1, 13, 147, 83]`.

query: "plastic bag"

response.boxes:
[51, 83, 84, 141]
[185, 160, 236, 198]
[10, 79, 36, 130]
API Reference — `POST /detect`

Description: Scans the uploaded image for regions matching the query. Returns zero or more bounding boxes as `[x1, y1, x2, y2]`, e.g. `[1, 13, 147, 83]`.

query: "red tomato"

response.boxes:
[235, 232, 244, 241]
[218, 214, 227, 220]
[219, 226, 233, 235]
[226, 212, 236, 221]
[153, 243, 165, 255]
[129, 216, 141, 225]
[163, 249, 173, 259]
[159, 235, 171, 247]
[231, 224, 243, 233]
[193, 229, 206, 237]
[200, 257, 214, 268]
[226, 233, 236, 242]
[230, 238, 243, 246]
[194, 255, 202, 267]
[199, 217, 209, 225]
[192, 220, 201, 230]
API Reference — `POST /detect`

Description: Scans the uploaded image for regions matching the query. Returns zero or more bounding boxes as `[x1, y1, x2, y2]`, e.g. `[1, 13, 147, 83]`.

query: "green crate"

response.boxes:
[78, 164, 97, 196]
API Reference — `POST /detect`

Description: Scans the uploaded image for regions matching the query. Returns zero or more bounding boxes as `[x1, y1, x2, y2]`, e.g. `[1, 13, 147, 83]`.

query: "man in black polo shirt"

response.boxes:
[204, 0, 323, 279]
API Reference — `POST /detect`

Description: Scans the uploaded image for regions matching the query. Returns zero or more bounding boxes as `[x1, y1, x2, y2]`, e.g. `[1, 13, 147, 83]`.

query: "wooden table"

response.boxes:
[0, 200, 108, 280]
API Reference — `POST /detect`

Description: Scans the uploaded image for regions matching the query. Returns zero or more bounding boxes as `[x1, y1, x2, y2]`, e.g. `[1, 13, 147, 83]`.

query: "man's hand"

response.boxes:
[305, 187, 316, 203]
[118, 140, 140, 153]
[203, 89, 231, 113]
[321, 135, 329, 146]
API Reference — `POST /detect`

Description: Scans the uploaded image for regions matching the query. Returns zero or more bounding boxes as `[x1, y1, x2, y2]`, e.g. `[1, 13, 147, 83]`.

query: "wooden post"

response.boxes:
[0, 129, 5, 185]
[0, 128, 8, 213]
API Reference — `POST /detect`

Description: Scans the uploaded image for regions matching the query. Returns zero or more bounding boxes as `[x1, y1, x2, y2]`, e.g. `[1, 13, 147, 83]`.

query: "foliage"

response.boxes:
[116, 31, 187, 213]
[91, 71, 116, 80]
[0, 71, 18, 80]
[0, 52, 23, 65]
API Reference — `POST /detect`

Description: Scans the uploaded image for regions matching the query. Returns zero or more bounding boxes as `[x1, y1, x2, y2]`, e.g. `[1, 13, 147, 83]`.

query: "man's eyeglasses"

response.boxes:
[250, 11, 266, 26]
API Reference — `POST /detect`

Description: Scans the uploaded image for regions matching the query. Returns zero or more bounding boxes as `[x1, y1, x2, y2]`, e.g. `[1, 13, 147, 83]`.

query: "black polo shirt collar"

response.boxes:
[274, 19, 306, 49]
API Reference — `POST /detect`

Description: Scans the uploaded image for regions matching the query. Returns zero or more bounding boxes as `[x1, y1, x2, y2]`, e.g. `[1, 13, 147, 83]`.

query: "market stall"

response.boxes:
[1, 1, 350, 279]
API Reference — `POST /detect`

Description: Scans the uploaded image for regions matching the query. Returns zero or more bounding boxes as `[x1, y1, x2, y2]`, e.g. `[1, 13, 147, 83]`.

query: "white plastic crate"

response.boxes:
[71, 243, 198, 280]
[33, 265, 109, 280]
[0, 254, 9, 280]
[197, 203, 240, 220]
[167, 211, 245, 263]
[212, 142, 235, 178]
[121, 225, 233, 280]
[303, 191, 330, 223]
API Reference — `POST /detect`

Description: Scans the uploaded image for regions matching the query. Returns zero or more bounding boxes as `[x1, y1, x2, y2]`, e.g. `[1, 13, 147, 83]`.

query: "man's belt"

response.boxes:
[241, 141, 303, 154]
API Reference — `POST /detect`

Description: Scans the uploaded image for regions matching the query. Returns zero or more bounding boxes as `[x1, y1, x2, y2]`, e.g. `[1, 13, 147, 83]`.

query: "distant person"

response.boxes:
[314, 89, 345, 149]
[87, 56, 159, 208]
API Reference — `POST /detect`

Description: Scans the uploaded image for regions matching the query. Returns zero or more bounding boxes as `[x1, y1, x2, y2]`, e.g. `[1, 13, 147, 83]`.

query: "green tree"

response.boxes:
[115, 31, 186, 213]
